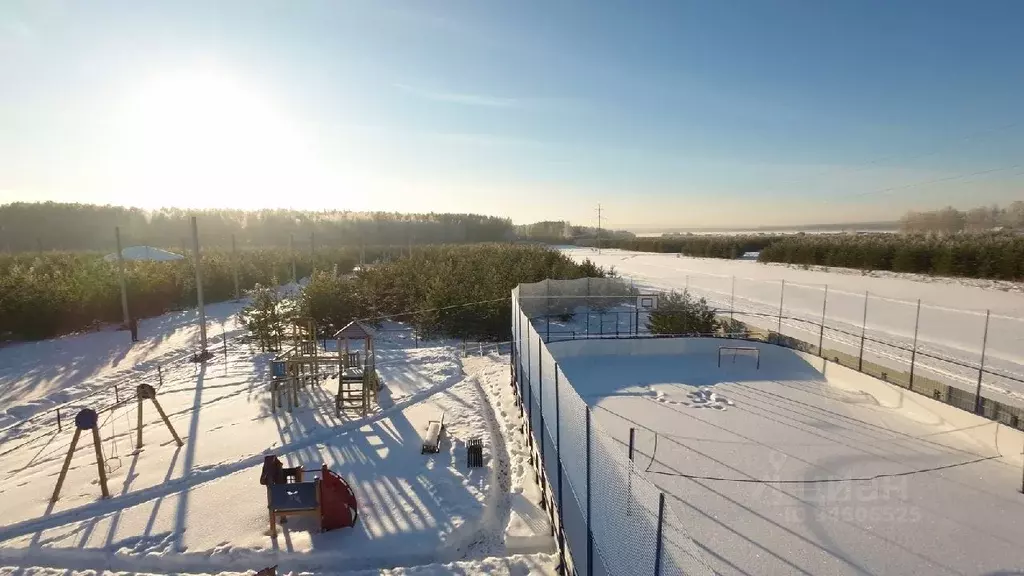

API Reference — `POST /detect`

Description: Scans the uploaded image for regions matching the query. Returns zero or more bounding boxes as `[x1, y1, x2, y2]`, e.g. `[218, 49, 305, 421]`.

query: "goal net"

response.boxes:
[718, 346, 760, 369]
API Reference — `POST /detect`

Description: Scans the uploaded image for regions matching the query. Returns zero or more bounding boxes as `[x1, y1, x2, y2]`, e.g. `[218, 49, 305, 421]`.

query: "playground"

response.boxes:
[0, 308, 557, 574]
[548, 337, 1024, 576]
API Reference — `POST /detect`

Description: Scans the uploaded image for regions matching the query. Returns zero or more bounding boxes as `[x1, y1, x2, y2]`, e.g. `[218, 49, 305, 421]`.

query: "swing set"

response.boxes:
[51, 383, 183, 503]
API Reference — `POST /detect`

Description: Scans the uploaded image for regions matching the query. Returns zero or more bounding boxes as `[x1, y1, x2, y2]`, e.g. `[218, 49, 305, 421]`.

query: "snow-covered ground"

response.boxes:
[0, 303, 556, 573]
[559, 247, 1024, 407]
[548, 338, 1024, 576]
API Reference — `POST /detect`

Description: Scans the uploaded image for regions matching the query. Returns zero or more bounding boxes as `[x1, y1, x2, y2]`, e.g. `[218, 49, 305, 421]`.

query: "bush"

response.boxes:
[646, 290, 718, 335]
[237, 284, 292, 352]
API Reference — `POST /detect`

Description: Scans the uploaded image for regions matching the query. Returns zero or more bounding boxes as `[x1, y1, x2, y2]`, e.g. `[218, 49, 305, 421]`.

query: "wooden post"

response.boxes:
[136, 395, 144, 449]
[51, 428, 82, 502]
[151, 398, 184, 447]
[91, 426, 110, 498]
[137, 384, 183, 447]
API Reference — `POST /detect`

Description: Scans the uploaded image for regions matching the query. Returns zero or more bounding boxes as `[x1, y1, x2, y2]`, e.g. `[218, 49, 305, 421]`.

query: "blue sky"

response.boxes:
[1, 1, 1022, 228]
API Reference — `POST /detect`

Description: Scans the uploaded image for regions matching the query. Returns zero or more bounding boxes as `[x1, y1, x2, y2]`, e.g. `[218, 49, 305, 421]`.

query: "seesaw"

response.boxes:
[259, 455, 359, 537]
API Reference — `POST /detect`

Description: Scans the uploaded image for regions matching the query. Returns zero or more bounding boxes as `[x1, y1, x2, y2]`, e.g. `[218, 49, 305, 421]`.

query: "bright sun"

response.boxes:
[109, 66, 326, 209]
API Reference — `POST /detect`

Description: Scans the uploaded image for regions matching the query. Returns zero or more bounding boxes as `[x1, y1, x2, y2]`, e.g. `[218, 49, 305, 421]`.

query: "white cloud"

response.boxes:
[393, 83, 519, 108]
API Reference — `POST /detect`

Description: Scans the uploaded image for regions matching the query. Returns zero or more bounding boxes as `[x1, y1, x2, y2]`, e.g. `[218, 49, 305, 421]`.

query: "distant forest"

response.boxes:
[899, 202, 1024, 234]
[0, 203, 516, 252]
[0, 203, 633, 253]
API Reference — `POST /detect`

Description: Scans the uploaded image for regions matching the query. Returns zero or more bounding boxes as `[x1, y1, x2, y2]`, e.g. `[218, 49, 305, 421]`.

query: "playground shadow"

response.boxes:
[0, 332, 131, 425]
[263, 377, 484, 559]
[269, 410, 473, 559]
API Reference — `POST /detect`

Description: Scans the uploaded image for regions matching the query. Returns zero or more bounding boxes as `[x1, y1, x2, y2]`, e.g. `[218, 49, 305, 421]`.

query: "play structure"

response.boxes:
[270, 318, 380, 416]
[259, 454, 359, 537]
[136, 383, 183, 448]
[51, 384, 183, 503]
[270, 318, 326, 412]
[334, 321, 379, 417]
[51, 409, 109, 502]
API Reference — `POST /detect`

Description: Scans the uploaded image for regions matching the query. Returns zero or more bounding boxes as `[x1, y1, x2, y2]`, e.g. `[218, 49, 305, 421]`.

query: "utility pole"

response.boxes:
[191, 216, 208, 354]
[289, 234, 296, 284]
[115, 227, 130, 327]
[231, 234, 240, 300]
[596, 203, 603, 253]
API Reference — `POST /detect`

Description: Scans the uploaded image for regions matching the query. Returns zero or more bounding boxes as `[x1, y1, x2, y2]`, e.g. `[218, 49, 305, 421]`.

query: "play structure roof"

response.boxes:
[103, 246, 185, 262]
[335, 320, 374, 340]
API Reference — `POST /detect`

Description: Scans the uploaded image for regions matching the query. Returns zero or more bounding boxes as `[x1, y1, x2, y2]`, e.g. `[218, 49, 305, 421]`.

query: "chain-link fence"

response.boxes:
[512, 282, 715, 576]
[519, 276, 1024, 432]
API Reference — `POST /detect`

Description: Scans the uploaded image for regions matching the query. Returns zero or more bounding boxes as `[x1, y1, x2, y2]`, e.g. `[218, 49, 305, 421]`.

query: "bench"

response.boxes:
[421, 412, 445, 454]
[467, 437, 483, 468]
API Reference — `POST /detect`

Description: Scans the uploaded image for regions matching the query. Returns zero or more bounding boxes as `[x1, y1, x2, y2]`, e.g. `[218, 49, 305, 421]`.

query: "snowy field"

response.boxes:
[548, 338, 1024, 576]
[0, 303, 557, 574]
[559, 247, 1024, 408]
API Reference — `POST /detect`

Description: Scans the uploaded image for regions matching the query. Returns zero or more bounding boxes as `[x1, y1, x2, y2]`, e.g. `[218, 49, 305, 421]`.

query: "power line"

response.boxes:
[352, 297, 512, 325]
[782, 120, 1023, 191]
[841, 163, 1024, 201]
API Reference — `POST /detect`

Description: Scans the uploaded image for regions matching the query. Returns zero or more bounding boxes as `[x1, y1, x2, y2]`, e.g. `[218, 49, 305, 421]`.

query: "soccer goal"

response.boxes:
[718, 346, 760, 369]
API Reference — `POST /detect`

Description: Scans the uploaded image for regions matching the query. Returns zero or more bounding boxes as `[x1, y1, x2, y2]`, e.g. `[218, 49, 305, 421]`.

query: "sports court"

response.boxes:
[548, 338, 1024, 576]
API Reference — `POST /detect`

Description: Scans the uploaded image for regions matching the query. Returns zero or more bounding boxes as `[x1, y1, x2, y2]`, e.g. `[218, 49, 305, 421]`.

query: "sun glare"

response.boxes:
[108, 66, 327, 209]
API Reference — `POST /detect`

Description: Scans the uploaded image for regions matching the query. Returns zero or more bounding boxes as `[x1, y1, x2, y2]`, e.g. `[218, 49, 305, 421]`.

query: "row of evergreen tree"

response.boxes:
[0, 244, 604, 343]
[295, 244, 606, 342]
[0, 246, 384, 341]
[596, 235, 776, 258]
[758, 233, 1024, 279]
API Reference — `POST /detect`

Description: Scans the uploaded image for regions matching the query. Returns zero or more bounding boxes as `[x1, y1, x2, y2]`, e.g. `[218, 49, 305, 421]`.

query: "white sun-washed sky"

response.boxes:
[2, 1, 1023, 229]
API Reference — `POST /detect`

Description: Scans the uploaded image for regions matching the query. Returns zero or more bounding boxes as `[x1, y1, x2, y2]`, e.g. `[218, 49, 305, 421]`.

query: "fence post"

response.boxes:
[538, 338, 546, 505]
[654, 492, 666, 575]
[56, 408, 61, 432]
[909, 299, 921, 390]
[586, 278, 592, 338]
[158, 365, 163, 388]
[555, 365, 565, 559]
[858, 291, 869, 372]
[115, 385, 119, 404]
[586, 407, 593, 576]
[635, 306, 640, 336]
[974, 309, 991, 415]
[546, 316, 551, 342]
[730, 276, 736, 321]
[818, 285, 828, 357]
[627, 427, 635, 517]
[776, 280, 785, 339]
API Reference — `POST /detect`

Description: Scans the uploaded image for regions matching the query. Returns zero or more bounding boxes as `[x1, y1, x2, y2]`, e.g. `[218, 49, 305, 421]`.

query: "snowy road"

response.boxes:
[559, 248, 1024, 407]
